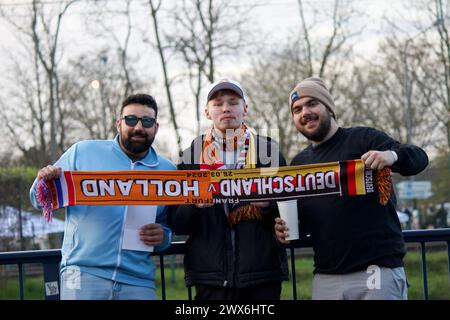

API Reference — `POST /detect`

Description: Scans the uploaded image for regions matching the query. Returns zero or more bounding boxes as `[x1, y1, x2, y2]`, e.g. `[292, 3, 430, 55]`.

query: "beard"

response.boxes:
[121, 131, 154, 155]
[298, 112, 331, 142]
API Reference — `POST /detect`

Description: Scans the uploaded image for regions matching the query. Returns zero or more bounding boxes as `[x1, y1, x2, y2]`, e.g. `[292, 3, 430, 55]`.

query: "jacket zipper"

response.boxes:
[112, 161, 135, 281]
[223, 202, 235, 288]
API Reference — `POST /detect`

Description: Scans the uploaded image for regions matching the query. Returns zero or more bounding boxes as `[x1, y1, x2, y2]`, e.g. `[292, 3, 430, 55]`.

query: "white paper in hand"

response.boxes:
[122, 205, 157, 252]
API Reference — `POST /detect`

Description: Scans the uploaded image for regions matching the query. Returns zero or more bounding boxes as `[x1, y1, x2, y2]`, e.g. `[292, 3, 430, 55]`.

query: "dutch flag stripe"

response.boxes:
[64, 171, 75, 206]
[59, 173, 69, 207]
[54, 178, 64, 208]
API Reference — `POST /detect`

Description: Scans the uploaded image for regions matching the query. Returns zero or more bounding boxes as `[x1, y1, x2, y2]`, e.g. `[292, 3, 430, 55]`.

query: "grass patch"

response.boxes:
[403, 246, 450, 300]
[0, 275, 45, 300]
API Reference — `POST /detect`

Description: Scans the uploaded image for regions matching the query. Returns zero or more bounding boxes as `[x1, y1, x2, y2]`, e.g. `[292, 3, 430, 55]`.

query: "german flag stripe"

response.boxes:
[354, 159, 366, 195]
[347, 160, 357, 195]
[339, 161, 349, 195]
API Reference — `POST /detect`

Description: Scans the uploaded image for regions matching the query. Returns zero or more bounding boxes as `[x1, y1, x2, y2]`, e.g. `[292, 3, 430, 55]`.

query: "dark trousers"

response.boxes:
[194, 281, 281, 300]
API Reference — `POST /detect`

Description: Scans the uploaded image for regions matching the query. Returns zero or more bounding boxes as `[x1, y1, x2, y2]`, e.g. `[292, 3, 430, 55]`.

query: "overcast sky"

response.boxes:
[0, 0, 433, 60]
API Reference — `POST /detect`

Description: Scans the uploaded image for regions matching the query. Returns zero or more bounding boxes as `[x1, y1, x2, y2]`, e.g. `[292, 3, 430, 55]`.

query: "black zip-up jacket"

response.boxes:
[169, 134, 289, 288]
[291, 127, 429, 274]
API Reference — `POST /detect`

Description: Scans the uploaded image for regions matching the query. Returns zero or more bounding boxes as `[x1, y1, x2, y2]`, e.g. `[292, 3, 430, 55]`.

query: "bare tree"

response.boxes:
[168, 0, 254, 136]
[59, 49, 145, 143]
[426, 0, 450, 153]
[0, 0, 79, 166]
[78, 0, 144, 139]
[0, 0, 153, 166]
[0, 49, 49, 166]
[87, 0, 136, 100]
[297, 0, 361, 80]
[243, 45, 308, 160]
[337, 38, 436, 149]
[245, 0, 361, 160]
[147, 0, 182, 155]
[375, 0, 450, 154]
[30, 0, 79, 162]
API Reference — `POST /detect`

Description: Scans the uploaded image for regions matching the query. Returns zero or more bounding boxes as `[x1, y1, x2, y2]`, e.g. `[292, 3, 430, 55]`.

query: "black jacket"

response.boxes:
[169, 134, 289, 288]
[291, 127, 429, 274]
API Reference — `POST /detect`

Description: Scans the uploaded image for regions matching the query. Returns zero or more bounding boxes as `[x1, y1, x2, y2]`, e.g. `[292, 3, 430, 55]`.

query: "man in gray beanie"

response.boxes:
[275, 76, 429, 300]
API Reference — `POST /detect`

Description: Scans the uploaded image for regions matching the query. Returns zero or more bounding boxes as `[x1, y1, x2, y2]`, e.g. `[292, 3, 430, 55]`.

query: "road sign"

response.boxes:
[396, 181, 432, 199]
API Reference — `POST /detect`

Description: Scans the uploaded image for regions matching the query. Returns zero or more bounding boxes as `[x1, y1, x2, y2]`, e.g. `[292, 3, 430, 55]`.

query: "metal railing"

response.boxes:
[1, 229, 449, 300]
[402, 228, 450, 300]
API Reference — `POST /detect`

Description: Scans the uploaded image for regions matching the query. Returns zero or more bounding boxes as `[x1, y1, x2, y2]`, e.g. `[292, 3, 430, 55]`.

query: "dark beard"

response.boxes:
[300, 114, 331, 142]
[121, 133, 154, 155]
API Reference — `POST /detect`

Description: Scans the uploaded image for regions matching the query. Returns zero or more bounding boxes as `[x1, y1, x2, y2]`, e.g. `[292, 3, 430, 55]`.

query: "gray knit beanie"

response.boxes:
[289, 77, 336, 119]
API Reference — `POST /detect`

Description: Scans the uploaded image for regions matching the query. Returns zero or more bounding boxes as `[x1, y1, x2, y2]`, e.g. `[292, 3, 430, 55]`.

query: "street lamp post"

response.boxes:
[99, 55, 108, 139]
[90, 55, 108, 139]
[50, 80, 57, 163]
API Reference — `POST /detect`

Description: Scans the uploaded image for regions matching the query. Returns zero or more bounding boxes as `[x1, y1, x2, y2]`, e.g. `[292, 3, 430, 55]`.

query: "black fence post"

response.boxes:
[43, 261, 60, 300]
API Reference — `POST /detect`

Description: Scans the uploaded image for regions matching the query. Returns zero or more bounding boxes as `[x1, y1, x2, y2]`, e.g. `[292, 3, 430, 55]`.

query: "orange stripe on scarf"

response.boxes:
[374, 167, 392, 205]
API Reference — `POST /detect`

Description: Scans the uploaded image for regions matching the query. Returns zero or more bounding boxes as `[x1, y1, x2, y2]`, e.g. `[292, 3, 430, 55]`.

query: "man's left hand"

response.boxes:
[361, 150, 396, 170]
[139, 223, 165, 246]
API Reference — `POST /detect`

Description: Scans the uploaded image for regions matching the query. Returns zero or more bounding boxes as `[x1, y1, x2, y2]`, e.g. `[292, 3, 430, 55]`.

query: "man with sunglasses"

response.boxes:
[30, 94, 175, 300]
[274, 77, 429, 300]
[169, 79, 288, 300]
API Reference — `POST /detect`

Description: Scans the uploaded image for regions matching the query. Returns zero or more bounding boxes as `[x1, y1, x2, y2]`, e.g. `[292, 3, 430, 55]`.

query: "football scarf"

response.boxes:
[36, 159, 392, 221]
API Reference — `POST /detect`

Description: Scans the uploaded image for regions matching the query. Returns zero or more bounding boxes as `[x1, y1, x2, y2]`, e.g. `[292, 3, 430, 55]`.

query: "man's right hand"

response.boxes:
[37, 165, 61, 181]
[274, 217, 290, 244]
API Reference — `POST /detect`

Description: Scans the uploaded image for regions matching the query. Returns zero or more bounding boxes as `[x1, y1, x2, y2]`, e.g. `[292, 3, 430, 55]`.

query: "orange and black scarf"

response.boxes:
[200, 124, 261, 226]
[36, 160, 392, 222]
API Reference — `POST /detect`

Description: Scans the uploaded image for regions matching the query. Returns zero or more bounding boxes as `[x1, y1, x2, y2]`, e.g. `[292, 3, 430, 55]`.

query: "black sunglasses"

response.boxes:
[121, 115, 156, 128]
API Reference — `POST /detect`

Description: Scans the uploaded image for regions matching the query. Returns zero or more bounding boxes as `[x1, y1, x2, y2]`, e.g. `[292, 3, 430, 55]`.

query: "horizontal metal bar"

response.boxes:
[402, 228, 450, 243]
[2, 229, 450, 264]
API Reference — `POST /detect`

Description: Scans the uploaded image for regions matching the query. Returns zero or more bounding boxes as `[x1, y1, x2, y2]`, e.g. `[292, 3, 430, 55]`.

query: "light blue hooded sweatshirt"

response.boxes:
[30, 137, 175, 288]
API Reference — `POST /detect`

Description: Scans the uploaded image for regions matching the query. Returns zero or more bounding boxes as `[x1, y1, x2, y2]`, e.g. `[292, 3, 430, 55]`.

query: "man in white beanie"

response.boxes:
[169, 79, 288, 300]
[275, 77, 429, 300]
